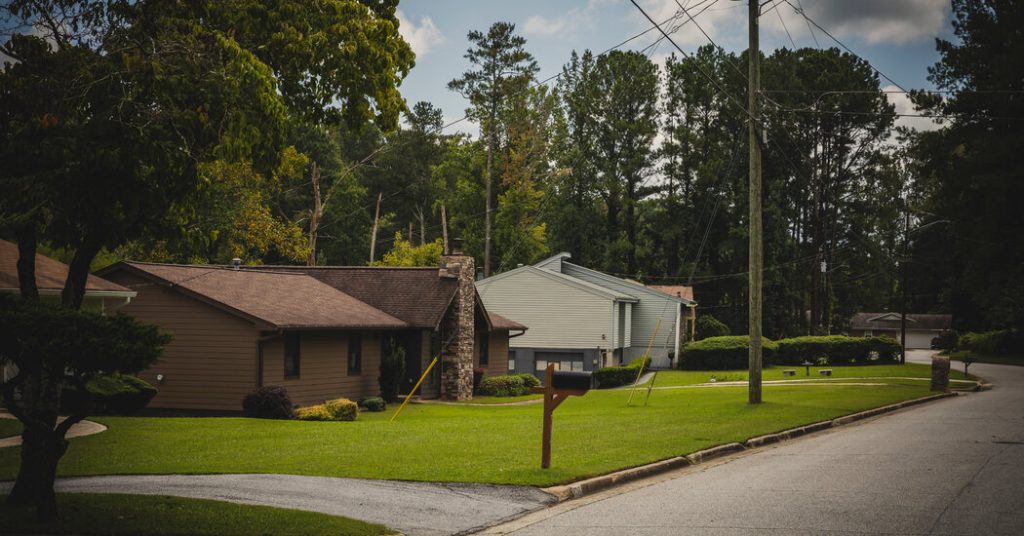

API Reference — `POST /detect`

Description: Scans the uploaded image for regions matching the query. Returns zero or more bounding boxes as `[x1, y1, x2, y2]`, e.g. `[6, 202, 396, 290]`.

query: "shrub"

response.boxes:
[378, 337, 406, 403]
[242, 386, 295, 419]
[61, 373, 158, 415]
[595, 356, 650, 388]
[932, 330, 958, 351]
[473, 368, 486, 394]
[324, 398, 359, 421]
[295, 404, 333, 421]
[477, 375, 529, 397]
[772, 335, 900, 365]
[679, 336, 778, 370]
[958, 329, 1022, 355]
[865, 336, 901, 362]
[695, 315, 730, 340]
[515, 373, 541, 388]
[359, 396, 386, 412]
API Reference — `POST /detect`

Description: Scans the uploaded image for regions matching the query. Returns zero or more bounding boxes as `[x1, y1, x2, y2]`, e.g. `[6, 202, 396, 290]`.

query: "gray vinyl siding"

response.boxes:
[476, 269, 614, 351]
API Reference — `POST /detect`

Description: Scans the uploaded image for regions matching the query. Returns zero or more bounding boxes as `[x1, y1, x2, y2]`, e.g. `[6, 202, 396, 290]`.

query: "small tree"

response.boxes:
[378, 337, 406, 403]
[375, 233, 444, 267]
[0, 296, 169, 518]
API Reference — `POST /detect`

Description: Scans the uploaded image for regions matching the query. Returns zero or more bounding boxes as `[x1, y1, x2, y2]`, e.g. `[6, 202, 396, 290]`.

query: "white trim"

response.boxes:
[477, 265, 639, 302]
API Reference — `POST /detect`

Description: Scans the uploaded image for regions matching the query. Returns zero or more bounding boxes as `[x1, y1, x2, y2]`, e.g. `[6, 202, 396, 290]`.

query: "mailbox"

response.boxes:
[551, 371, 592, 392]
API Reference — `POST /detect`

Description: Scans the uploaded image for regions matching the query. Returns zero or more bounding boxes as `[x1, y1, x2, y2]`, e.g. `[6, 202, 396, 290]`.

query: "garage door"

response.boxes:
[535, 352, 585, 372]
[904, 332, 935, 349]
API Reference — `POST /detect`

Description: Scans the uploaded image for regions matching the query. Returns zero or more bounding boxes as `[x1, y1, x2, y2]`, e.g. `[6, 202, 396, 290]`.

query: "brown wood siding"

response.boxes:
[475, 330, 511, 379]
[105, 271, 258, 411]
[261, 330, 382, 407]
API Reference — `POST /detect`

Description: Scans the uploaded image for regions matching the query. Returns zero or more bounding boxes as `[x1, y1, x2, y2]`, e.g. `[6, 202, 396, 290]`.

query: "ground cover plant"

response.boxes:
[0, 493, 389, 536]
[0, 378, 938, 487]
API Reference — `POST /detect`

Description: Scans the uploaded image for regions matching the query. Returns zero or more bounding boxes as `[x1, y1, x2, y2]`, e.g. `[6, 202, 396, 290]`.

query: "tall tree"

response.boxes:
[448, 22, 538, 277]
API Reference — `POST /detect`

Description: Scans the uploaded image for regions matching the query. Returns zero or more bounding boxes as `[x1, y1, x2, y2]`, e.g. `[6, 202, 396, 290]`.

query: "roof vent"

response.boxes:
[231, 257, 242, 270]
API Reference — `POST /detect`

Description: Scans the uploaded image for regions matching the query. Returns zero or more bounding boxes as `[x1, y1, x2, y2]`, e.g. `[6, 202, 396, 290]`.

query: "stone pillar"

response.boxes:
[931, 354, 950, 392]
[439, 239, 475, 400]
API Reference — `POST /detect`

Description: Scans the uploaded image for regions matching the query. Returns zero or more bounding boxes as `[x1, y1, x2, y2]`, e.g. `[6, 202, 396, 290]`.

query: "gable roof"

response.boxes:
[255, 266, 460, 329]
[561, 262, 696, 305]
[101, 262, 407, 331]
[850, 312, 952, 331]
[489, 312, 527, 331]
[478, 264, 639, 302]
[0, 239, 133, 296]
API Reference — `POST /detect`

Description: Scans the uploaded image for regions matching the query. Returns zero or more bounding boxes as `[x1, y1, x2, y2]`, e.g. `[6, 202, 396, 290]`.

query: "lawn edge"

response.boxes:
[541, 390, 959, 502]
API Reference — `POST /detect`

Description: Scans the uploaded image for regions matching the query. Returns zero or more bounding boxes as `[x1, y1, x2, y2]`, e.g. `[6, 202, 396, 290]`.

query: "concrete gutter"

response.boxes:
[542, 391, 958, 502]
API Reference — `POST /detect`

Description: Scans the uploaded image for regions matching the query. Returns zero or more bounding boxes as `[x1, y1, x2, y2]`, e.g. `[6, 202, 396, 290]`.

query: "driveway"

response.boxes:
[480, 360, 1024, 535]
[0, 474, 554, 536]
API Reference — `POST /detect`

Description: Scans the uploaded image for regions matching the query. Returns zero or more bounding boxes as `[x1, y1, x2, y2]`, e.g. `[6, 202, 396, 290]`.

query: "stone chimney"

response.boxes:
[439, 238, 475, 400]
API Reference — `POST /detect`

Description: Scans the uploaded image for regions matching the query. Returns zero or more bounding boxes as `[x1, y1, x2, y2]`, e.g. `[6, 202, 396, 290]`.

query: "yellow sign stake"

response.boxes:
[391, 356, 439, 422]
[627, 318, 662, 406]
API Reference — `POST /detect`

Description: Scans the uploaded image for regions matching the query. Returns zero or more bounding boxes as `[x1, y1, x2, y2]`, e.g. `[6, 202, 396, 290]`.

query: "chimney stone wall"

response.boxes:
[439, 250, 475, 400]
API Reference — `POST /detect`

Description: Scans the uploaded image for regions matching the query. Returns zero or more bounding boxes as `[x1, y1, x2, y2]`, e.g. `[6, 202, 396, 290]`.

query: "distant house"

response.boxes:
[98, 246, 525, 411]
[849, 312, 952, 349]
[475, 252, 697, 372]
[0, 239, 135, 312]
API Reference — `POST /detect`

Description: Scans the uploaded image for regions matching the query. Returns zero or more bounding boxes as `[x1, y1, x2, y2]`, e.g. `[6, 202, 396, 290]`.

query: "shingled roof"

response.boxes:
[0, 239, 132, 294]
[105, 262, 407, 330]
[850, 312, 952, 331]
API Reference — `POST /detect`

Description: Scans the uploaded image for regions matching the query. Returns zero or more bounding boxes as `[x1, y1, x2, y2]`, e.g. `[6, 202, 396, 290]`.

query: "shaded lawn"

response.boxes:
[647, 363, 971, 387]
[949, 351, 1024, 367]
[0, 383, 934, 487]
[0, 418, 22, 439]
[433, 394, 543, 405]
[0, 493, 390, 536]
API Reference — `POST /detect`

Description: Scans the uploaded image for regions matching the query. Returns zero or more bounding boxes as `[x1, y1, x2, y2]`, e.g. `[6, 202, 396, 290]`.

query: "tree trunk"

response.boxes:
[440, 203, 449, 255]
[418, 207, 426, 246]
[15, 222, 39, 301]
[61, 240, 101, 310]
[369, 192, 383, 264]
[307, 161, 322, 266]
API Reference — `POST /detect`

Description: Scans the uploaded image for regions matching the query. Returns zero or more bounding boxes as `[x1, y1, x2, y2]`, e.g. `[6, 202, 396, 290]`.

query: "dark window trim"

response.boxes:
[284, 332, 301, 379]
[348, 332, 362, 375]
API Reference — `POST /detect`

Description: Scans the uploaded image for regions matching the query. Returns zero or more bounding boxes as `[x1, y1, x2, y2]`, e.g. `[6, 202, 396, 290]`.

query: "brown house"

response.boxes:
[99, 248, 525, 411]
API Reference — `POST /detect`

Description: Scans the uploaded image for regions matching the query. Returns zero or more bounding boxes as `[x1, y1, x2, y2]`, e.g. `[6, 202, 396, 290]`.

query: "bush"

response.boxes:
[477, 375, 530, 397]
[473, 368, 486, 394]
[324, 398, 358, 421]
[773, 335, 900, 366]
[515, 373, 541, 388]
[958, 329, 1022, 355]
[695, 315, 730, 340]
[595, 357, 648, 388]
[932, 330, 958, 351]
[61, 373, 158, 415]
[359, 396, 386, 412]
[295, 404, 333, 421]
[242, 386, 295, 419]
[865, 336, 901, 362]
[679, 336, 778, 370]
[378, 337, 406, 403]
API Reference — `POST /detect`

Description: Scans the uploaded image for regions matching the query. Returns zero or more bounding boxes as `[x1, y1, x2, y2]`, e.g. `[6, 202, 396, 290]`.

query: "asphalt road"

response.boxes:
[0, 474, 554, 536]
[481, 358, 1024, 535]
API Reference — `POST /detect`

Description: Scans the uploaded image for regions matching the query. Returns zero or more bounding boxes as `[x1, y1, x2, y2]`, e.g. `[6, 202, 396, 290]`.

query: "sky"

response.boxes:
[395, 0, 955, 135]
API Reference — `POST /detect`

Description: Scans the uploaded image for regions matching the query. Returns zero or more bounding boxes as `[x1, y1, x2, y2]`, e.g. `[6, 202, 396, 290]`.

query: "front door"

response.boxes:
[397, 330, 422, 394]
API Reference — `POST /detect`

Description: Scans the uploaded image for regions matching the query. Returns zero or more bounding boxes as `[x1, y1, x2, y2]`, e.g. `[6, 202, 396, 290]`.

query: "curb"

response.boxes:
[541, 391, 959, 503]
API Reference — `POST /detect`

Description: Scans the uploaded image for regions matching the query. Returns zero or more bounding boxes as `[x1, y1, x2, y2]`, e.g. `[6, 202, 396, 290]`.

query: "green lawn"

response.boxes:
[949, 350, 1024, 367]
[0, 418, 22, 439]
[645, 363, 972, 388]
[0, 380, 936, 487]
[1, 493, 389, 535]
[436, 394, 543, 405]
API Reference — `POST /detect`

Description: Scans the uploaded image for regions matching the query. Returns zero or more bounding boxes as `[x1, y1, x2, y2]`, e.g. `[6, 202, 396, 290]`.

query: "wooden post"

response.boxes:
[747, 0, 764, 405]
[530, 363, 588, 469]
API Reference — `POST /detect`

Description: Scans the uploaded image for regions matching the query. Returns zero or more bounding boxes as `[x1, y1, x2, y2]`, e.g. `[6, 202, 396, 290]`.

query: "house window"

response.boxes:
[864, 330, 873, 337]
[479, 334, 489, 366]
[348, 332, 362, 375]
[508, 351, 516, 372]
[284, 333, 300, 379]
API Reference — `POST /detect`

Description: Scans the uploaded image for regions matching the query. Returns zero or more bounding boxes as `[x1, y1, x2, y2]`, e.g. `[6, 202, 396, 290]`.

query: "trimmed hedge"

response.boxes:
[958, 329, 1022, 355]
[296, 398, 358, 421]
[595, 357, 649, 388]
[775, 335, 900, 366]
[242, 386, 295, 420]
[679, 336, 778, 370]
[477, 375, 531, 397]
[359, 396, 386, 412]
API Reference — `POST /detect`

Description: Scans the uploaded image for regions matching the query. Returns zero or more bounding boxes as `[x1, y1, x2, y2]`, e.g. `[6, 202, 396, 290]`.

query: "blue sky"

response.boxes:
[396, 0, 955, 134]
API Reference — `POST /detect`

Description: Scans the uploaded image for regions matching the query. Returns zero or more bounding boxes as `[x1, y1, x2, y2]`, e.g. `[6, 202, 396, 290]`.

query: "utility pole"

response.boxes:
[900, 206, 910, 365]
[747, 0, 763, 404]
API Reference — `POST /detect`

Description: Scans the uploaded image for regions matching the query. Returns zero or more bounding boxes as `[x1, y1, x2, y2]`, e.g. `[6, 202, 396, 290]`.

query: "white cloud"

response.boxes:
[524, 15, 568, 37]
[800, 0, 947, 45]
[397, 10, 445, 58]
[883, 84, 942, 132]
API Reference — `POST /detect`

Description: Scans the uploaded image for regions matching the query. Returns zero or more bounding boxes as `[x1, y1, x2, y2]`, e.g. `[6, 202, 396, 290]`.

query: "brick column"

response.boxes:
[439, 241, 475, 400]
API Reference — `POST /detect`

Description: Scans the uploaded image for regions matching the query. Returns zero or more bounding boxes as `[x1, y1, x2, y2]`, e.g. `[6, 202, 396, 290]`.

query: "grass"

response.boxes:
[0, 418, 22, 439]
[0, 374, 936, 487]
[0, 493, 389, 535]
[435, 394, 542, 405]
[948, 350, 1024, 367]
[646, 363, 972, 388]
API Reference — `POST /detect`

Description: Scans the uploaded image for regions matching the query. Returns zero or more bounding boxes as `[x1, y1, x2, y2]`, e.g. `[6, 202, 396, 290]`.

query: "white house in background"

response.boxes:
[848, 312, 952, 349]
[475, 252, 697, 374]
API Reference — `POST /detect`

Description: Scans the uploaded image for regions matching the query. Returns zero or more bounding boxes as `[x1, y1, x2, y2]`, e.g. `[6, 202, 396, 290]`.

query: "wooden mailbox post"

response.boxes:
[530, 363, 591, 469]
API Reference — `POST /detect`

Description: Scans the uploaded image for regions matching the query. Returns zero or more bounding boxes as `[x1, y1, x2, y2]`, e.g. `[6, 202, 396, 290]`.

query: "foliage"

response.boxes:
[932, 330, 958, 351]
[378, 337, 406, 403]
[295, 405, 333, 421]
[680, 336, 779, 370]
[358, 397, 387, 412]
[695, 315, 731, 340]
[476, 375, 531, 397]
[594, 356, 650, 388]
[958, 329, 1022, 356]
[241, 386, 295, 420]
[775, 336, 900, 366]
[324, 398, 359, 421]
[61, 374, 158, 416]
[515, 373, 541, 388]
[374, 233, 443, 267]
